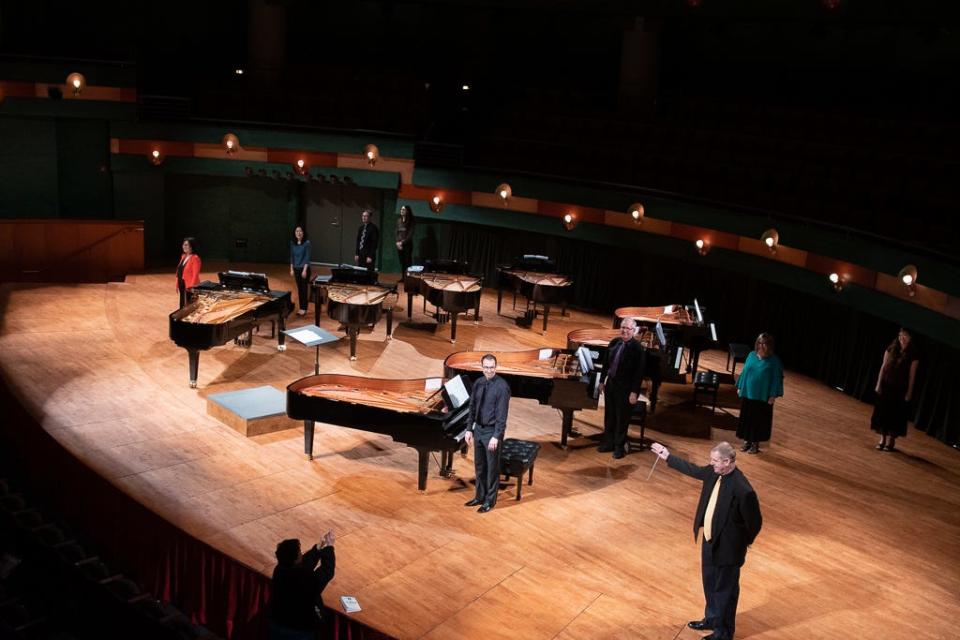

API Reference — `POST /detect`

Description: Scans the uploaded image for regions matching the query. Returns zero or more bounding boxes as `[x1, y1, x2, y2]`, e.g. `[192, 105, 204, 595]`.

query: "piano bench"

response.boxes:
[727, 342, 751, 376]
[499, 439, 541, 501]
[693, 371, 721, 414]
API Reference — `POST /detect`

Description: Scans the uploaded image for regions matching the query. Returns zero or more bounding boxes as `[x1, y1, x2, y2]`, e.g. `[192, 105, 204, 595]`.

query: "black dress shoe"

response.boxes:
[597, 444, 614, 453]
[477, 503, 493, 513]
[612, 449, 625, 459]
[687, 619, 712, 631]
[464, 498, 483, 507]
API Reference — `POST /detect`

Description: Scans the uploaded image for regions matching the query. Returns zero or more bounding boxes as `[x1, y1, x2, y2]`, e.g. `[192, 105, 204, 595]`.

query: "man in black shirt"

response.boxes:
[464, 354, 511, 513]
[268, 531, 336, 639]
[598, 317, 646, 459]
[354, 210, 379, 267]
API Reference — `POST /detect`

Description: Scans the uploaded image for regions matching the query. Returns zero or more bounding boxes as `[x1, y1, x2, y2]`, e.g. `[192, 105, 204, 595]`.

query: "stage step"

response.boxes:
[206, 386, 295, 437]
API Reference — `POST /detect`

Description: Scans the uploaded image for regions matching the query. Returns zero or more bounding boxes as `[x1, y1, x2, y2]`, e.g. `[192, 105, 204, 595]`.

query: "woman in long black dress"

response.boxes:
[395, 205, 415, 278]
[871, 328, 919, 452]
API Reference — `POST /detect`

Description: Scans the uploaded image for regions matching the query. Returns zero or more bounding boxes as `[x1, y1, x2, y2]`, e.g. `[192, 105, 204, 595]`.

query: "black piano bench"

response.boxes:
[499, 439, 541, 501]
[693, 371, 721, 414]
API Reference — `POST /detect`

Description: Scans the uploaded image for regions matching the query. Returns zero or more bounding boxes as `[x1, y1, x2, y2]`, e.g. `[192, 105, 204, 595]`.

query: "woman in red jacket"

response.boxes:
[176, 237, 201, 307]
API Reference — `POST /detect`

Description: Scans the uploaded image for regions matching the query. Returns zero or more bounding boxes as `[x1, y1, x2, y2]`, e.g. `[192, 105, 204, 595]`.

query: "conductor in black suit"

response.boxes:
[650, 441, 762, 640]
[354, 209, 379, 267]
[464, 354, 511, 513]
[598, 317, 645, 459]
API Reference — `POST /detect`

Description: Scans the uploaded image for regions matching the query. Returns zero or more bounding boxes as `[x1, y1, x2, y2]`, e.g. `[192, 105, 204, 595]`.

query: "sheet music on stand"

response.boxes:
[282, 325, 340, 374]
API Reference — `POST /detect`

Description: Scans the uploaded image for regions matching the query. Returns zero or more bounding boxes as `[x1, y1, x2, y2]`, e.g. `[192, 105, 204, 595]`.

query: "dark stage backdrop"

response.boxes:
[442, 221, 959, 446]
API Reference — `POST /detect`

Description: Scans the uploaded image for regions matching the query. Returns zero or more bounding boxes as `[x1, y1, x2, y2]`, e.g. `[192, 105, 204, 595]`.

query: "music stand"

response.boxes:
[282, 325, 339, 374]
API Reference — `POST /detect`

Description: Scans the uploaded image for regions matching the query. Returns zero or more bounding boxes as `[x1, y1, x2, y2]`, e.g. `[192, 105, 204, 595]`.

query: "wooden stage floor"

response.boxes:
[1, 266, 958, 640]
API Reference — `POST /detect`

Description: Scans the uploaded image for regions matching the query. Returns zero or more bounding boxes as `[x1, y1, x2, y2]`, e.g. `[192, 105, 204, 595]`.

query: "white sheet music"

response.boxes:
[444, 376, 469, 409]
[340, 596, 361, 613]
[424, 378, 442, 391]
[287, 327, 324, 344]
[539, 348, 554, 360]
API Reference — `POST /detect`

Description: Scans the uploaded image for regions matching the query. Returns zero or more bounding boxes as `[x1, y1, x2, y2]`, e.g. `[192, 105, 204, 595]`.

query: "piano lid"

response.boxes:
[504, 255, 557, 272]
[330, 264, 379, 285]
[217, 270, 271, 293]
[418, 273, 482, 292]
[423, 258, 470, 275]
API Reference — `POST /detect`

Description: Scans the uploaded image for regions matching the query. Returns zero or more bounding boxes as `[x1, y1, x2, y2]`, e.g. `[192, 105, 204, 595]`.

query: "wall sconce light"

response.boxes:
[562, 213, 577, 231]
[761, 228, 779, 254]
[629, 203, 645, 225]
[429, 195, 444, 213]
[829, 272, 844, 293]
[149, 149, 163, 166]
[695, 239, 710, 255]
[898, 265, 918, 296]
[363, 144, 379, 166]
[222, 133, 240, 155]
[65, 72, 86, 96]
[294, 158, 308, 175]
[496, 183, 512, 205]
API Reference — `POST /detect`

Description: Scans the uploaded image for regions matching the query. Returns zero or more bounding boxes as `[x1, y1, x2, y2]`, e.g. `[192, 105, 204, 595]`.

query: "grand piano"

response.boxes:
[312, 265, 397, 360]
[612, 302, 717, 382]
[287, 373, 473, 491]
[404, 259, 482, 343]
[566, 328, 664, 413]
[169, 270, 292, 388]
[496, 255, 572, 332]
[443, 348, 600, 448]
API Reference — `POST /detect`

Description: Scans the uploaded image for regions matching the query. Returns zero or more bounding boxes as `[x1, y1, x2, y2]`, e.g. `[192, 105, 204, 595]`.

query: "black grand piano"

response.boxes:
[169, 270, 292, 388]
[496, 255, 572, 332]
[404, 259, 482, 343]
[287, 373, 473, 491]
[312, 265, 396, 360]
[613, 302, 717, 382]
[443, 348, 600, 448]
[566, 328, 664, 413]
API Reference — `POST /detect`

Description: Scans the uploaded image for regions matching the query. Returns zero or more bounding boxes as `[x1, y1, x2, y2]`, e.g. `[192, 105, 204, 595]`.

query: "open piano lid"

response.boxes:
[330, 264, 379, 285]
[218, 270, 270, 293]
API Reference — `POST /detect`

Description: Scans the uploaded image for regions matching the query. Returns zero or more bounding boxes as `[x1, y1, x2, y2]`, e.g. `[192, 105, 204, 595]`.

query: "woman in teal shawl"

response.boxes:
[735, 332, 784, 454]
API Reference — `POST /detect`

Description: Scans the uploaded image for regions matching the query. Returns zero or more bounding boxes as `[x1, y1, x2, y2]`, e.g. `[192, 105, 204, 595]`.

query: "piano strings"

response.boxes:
[298, 384, 444, 414]
[181, 292, 273, 324]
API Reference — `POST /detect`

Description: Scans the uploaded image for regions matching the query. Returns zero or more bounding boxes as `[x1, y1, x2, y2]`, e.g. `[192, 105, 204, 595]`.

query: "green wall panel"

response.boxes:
[0, 116, 59, 217]
[56, 119, 113, 218]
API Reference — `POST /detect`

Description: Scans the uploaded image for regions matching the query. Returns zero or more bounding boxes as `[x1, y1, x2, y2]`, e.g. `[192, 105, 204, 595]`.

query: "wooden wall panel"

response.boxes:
[0, 220, 143, 283]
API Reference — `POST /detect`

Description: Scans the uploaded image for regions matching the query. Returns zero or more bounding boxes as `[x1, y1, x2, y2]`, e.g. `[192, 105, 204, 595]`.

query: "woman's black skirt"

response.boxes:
[871, 391, 909, 437]
[736, 397, 774, 442]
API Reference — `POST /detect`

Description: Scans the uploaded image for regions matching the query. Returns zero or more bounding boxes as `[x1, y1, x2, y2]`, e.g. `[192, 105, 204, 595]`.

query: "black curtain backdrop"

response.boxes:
[444, 221, 959, 446]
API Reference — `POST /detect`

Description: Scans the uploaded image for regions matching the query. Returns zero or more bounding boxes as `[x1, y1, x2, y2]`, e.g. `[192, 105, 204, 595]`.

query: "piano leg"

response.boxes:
[386, 309, 394, 339]
[440, 449, 453, 477]
[407, 292, 414, 319]
[450, 314, 457, 343]
[314, 286, 321, 327]
[496, 285, 503, 314]
[416, 448, 429, 492]
[560, 408, 574, 449]
[187, 350, 199, 388]
[542, 304, 551, 333]
[348, 327, 358, 361]
[303, 420, 315, 460]
[277, 312, 287, 351]
[474, 297, 481, 324]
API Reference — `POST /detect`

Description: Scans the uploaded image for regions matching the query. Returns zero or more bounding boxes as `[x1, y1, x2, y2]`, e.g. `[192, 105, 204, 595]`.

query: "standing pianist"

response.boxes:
[463, 354, 511, 513]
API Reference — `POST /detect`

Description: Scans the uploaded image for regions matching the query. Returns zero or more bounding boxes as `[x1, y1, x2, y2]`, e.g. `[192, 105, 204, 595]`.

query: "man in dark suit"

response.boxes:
[598, 317, 645, 458]
[354, 209, 379, 267]
[463, 354, 511, 513]
[650, 441, 762, 640]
